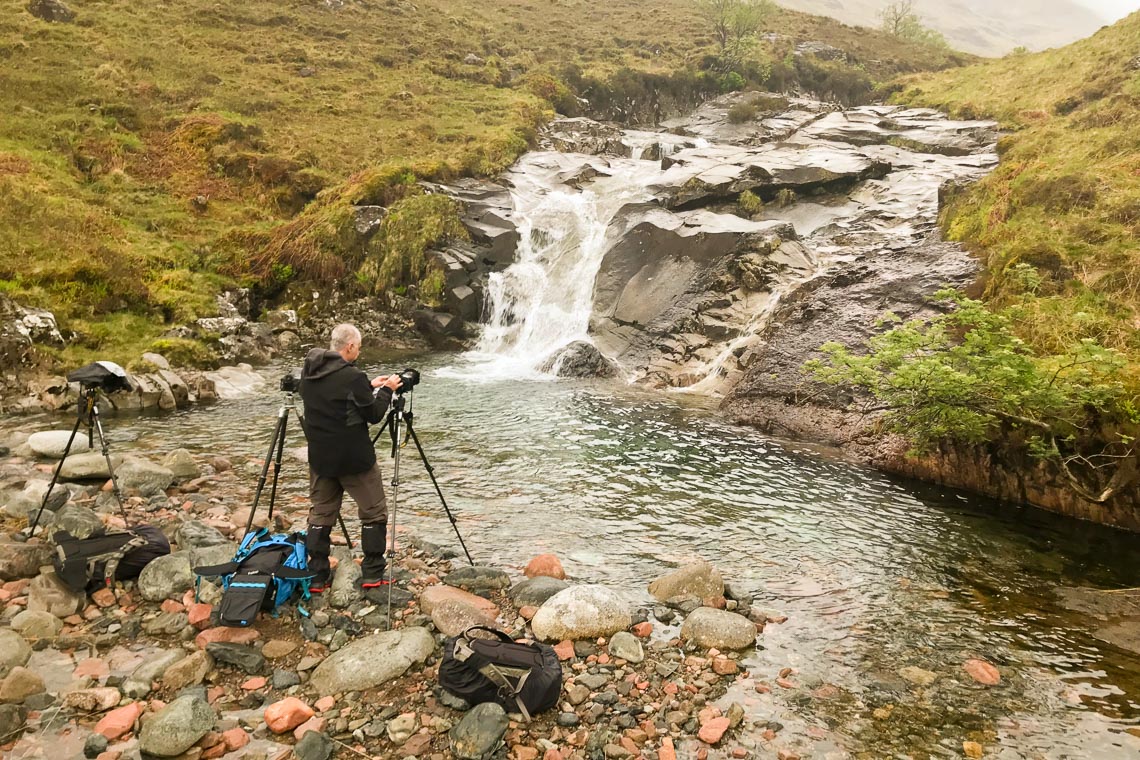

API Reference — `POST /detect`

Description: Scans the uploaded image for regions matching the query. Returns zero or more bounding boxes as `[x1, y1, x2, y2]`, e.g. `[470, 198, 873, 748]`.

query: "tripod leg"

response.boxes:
[28, 413, 86, 538]
[266, 407, 290, 522]
[387, 417, 402, 621]
[92, 407, 130, 527]
[247, 408, 286, 536]
[337, 514, 353, 550]
[404, 419, 474, 566]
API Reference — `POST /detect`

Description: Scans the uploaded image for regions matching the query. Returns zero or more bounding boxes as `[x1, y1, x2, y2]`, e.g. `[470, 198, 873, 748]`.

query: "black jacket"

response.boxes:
[299, 348, 392, 477]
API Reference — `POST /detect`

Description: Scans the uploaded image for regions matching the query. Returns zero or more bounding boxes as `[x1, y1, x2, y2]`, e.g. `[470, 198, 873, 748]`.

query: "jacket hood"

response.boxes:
[302, 348, 351, 380]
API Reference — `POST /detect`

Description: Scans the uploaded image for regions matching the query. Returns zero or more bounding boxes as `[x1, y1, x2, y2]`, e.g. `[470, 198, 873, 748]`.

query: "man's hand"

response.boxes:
[371, 374, 402, 391]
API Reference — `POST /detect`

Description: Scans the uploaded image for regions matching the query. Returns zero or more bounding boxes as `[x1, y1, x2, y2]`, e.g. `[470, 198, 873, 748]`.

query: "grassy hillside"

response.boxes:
[0, 0, 962, 367]
[893, 12, 1140, 368]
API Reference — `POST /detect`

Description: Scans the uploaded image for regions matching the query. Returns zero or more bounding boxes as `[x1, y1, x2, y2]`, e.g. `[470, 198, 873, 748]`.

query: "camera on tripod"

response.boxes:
[67, 361, 132, 395]
[394, 368, 420, 395]
[280, 370, 301, 393]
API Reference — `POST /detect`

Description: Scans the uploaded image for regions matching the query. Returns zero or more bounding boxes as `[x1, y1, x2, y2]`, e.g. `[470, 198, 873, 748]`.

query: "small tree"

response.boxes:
[699, 0, 776, 73]
[805, 291, 1140, 503]
[879, 1, 949, 49]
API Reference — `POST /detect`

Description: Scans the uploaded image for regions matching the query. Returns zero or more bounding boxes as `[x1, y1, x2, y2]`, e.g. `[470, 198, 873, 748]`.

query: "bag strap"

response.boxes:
[459, 625, 515, 644]
[100, 531, 147, 588]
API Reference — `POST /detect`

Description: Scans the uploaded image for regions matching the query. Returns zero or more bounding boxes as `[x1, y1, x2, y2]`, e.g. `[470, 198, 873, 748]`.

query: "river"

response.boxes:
[8, 352, 1138, 757]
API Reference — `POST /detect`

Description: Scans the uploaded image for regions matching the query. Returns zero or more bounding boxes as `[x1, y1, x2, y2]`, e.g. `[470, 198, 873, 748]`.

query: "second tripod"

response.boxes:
[245, 390, 353, 548]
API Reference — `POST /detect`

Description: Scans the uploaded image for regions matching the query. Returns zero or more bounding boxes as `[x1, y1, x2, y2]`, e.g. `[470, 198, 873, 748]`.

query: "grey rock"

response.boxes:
[118, 458, 175, 497]
[648, 560, 724, 603]
[141, 352, 171, 370]
[531, 585, 632, 642]
[27, 570, 85, 617]
[124, 650, 184, 698]
[271, 669, 301, 689]
[138, 693, 215, 757]
[352, 206, 387, 239]
[430, 599, 497, 637]
[162, 650, 213, 691]
[84, 733, 109, 758]
[510, 576, 570, 607]
[0, 704, 27, 741]
[679, 607, 757, 650]
[294, 730, 333, 760]
[27, 430, 90, 459]
[162, 449, 200, 480]
[0, 542, 51, 581]
[138, 551, 193, 601]
[443, 566, 511, 593]
[52, 504, 104, 539]
[309, 627, 435, 694]
[143, 612, 188, 636]
[450, 702, 508, 760]
[59, 452, 119, 480]
[607, 631, 645, 663]
[10, 610, 63, 639]
[538, 341, 618, 378]
[575, 673, 609, 690]
[174, 520, 227, 551]
[328, 560, 362, 609]
[386, 712, 417, 744]
[439, 689, 471, 712]
[0, 631, 32, 677]
[26, 0, 75, 23]
[205, 643, 266, 675]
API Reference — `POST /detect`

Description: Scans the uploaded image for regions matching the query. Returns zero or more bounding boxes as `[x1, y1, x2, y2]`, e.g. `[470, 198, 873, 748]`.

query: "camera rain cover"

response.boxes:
[67, 361, 132, 393]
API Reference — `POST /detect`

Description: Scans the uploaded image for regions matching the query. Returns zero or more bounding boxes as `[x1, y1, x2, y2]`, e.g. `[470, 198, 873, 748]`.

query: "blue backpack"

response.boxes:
[193, 529, 314, 627]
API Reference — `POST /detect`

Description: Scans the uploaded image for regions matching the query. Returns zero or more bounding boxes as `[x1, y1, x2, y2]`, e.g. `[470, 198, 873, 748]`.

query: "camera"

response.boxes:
[395, 368, 420, 394]
[67, 361, 132, 394]
[280, 370, 301, 393]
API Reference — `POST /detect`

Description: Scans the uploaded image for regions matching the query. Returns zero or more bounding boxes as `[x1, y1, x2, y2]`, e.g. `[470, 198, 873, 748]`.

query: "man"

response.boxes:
[299, 323, 402, 592]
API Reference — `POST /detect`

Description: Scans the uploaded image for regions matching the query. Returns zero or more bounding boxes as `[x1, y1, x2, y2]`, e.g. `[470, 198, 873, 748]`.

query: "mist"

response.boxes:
[1074, 0, 1139, 21]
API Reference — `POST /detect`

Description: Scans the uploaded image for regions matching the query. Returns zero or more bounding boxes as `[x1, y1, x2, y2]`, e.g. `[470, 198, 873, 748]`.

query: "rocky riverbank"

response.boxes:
[0, 435, 799, 760]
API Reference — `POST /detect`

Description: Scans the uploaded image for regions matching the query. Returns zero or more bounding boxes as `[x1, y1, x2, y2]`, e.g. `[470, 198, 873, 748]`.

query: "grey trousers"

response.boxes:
[308, 464, 388, 527]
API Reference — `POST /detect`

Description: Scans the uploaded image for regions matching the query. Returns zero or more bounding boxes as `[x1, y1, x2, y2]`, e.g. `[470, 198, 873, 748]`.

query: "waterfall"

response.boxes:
[452, 153, 658, 380]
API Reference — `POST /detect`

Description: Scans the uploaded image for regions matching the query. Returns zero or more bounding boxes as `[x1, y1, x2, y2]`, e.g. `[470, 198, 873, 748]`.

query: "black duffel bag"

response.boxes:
[52, 524, 171, 593]
[439, 626, 562, 720]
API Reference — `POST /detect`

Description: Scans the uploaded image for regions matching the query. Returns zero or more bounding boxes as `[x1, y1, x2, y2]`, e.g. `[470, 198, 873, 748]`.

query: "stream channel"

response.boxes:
[7, 353, 1140, 758]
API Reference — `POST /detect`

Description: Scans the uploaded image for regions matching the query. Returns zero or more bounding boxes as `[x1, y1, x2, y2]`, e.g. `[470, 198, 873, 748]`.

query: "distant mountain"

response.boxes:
[775, 0, 1108, 56]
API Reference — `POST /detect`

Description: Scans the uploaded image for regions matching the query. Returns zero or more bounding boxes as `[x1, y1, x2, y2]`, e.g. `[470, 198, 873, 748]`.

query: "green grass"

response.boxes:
[0, 0, 965, 365]
[892, 12, 1140, 376]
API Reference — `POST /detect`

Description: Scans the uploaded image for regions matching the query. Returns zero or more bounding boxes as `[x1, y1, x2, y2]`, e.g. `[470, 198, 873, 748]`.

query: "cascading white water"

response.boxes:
[449, 153, 660, 380]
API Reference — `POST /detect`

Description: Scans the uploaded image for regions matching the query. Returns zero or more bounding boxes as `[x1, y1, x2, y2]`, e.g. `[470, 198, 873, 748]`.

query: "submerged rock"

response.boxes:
[648, 560, 725, 602]
[680, 607, 757, 650]
[539, 341, 618, 378]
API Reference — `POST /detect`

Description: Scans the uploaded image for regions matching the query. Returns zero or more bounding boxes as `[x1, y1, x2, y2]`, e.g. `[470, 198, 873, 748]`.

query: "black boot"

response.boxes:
[306, 524, 332, 592]
[359, 522, 388, 589]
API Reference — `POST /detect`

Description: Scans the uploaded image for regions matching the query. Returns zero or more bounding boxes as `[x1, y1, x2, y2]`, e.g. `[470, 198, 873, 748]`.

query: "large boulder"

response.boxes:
[27, 430, 90, 459]
[27, 570, 85, 617]
[530, 585, 631, 642]
[0, 666, 45, 704]
[123, 650, 184, 698]
[309, 628, 435, 694]
[137, 551, 194, 602]
[174, 520, 227, 551]
[648, 560, 725, 603]
[26, 0, 76, 23]
[117, 459, 175, 497]
[203, 365, 266, 400]
[679, 607, 758, 650]
[0, 630, 32, 676]
[420, 585, 500, 617]
[138, 693, 216, 757]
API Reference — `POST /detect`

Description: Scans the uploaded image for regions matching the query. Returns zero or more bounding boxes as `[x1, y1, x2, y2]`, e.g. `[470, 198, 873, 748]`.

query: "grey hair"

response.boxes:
[330, 323, 362, 352]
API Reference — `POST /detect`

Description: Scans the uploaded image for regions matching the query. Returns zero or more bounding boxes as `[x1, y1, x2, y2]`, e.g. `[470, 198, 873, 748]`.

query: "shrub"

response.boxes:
[738, 189, 764, 214]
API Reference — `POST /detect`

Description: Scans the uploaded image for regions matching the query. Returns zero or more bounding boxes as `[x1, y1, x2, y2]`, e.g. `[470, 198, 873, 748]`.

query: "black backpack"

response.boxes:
[439, 626, 562, 720]
[193, 529, 314, 627]
[52, 525, 171, 593]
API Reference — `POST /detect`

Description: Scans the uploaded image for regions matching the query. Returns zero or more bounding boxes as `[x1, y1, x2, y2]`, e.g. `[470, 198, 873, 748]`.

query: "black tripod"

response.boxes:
[372, 388, 474, 616]
[245, 389, 353, 548]
[28, 385, 130, 538]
